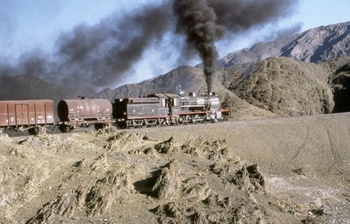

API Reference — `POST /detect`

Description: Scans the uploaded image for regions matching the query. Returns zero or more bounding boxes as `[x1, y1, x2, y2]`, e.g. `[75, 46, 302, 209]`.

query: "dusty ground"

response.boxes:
[1, 113, 350, 223]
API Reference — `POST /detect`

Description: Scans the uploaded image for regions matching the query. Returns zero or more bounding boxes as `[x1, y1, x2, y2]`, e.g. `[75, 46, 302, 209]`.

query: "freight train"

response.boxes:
[0, 92, 231, 135]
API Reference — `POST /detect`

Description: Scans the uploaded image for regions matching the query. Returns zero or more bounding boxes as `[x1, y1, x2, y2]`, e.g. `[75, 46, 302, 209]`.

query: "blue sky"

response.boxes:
[1, 0, 350, 88]
[292, 0, 350, 29]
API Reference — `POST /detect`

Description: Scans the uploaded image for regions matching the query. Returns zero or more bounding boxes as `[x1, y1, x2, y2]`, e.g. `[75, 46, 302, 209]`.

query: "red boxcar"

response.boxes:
[0, 100, 55, 134]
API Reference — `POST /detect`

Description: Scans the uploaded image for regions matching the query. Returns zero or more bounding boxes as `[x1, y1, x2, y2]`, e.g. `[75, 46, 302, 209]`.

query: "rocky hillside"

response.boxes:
[219, 21, 350, 67]
[223, 57, 334, 117]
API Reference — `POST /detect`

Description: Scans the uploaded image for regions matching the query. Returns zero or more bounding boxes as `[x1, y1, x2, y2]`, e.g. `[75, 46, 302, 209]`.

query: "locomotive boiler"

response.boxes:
[177, 92, 225, 123]
[179, 92, 220, 111]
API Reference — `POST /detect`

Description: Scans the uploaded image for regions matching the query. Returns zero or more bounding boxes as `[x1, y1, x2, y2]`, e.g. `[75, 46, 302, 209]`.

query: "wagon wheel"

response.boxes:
[117, 121, 127, 129]
[28, 127, 39, 135]
[159, 118, 167, 126]
[155, 119, 161, 127]
[59, 125, 71, 133]
[142, 120, 148, 128]
[94, 123, 105, 130]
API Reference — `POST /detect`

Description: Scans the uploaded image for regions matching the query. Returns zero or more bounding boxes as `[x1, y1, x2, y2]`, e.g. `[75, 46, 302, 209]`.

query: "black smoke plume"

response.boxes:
[56, 2, 172, 90]
[0, 0, 299, 95]
[173, 0, 299, 93]
[209, 0, 298, 31]
[173, 0, 225, 93]
[0, 2, 173, 94]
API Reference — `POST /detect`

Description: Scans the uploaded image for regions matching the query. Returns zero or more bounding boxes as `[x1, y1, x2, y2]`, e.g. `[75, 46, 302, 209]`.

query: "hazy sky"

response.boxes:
[1, 0, 349, 89]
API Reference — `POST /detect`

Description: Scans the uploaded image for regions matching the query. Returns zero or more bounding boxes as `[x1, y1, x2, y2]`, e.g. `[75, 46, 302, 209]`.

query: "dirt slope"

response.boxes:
[0, 113, 350, 223]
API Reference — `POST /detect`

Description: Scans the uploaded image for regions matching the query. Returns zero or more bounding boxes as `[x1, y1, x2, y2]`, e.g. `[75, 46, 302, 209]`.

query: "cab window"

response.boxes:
[161, 99, 166, 107]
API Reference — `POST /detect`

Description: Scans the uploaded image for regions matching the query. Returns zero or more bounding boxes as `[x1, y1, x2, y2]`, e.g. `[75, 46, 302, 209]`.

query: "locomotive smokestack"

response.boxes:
[173, 0, 225, 93]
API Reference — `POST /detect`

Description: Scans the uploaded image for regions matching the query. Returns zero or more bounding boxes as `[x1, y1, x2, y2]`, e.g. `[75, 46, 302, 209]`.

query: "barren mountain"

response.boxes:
[219, 21, 350, 67]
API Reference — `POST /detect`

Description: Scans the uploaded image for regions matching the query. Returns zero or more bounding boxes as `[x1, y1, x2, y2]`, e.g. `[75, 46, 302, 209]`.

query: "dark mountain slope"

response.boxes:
[0, 75, 80, 103]
[329, 57, 350, 112]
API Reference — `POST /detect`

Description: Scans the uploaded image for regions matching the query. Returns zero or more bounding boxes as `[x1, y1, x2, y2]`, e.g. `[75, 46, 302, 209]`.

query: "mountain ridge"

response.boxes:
[219, 21, 350, 67]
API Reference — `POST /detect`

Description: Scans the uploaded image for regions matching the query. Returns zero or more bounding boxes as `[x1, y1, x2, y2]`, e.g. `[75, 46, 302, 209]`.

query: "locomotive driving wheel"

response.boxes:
[183, 115, 191, 125]
[177, 116, 183, 125]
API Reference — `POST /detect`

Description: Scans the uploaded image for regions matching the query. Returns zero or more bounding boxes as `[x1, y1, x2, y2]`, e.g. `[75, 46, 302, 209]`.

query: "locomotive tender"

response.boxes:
[0, 92, 230, 134]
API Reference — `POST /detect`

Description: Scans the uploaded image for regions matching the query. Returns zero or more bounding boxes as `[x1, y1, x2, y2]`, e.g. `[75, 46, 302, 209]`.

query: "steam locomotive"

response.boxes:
[0, 92, 230, 135]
